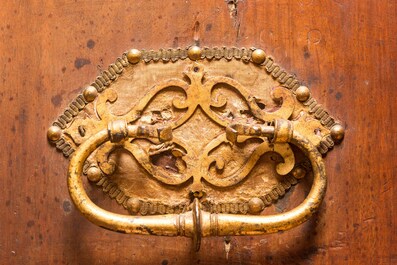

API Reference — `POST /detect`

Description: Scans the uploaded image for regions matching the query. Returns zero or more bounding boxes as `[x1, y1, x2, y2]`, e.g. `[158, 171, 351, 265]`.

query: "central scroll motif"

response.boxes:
[92, 63, 295, 190]
[45, 43, 345, 220]
[49, 47, 343, 242]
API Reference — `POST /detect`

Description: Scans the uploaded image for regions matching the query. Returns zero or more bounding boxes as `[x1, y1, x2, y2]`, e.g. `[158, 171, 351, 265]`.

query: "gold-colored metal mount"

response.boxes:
[126, 49, 142, 64]
[47, 125, 62, 142]
[48, 45, 346, 251]
[330, 124, 345, 141]
[67, 119, 326, 250]
[247, 197, 265, 214]
[225, 120, 293, 144]
[192, 198, 202, 251]
[188, 46, 202, 60]
[107, 120, 173, 144]
[83, 86, 98, 102]
[251, 49, 267, 64]
[273, 119, 293, 143]
[291, 167, 307, 180]
[86, 166, 102, 182]
[295, 86, 311, 102]
[225, 124, 274, 144]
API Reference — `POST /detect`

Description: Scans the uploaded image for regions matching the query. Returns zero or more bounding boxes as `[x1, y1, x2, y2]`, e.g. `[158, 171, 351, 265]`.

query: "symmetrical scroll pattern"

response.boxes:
[68, 63, 297, 190]
[48, 46, 346, 217]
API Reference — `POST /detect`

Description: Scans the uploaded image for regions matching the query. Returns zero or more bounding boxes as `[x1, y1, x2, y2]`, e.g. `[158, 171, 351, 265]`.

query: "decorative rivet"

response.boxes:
[331, 124, 345, 141]
[292, 167, 306, 179]
[47, 126, 62, 142]
[251, 49, 267, 64]
[296, 86, 311, 102]
[248, 197, 264, 214]
[188, 46, 202, 61]
[83, 86, 98, 102]
[86, 166, 102, 182]
[127, 49, 142, 64]
[126, 198, 141, 214]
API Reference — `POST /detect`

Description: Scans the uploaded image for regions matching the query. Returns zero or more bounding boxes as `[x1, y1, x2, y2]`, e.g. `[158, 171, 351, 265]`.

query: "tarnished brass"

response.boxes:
[330, 124, 345, 141]
[47, 125, 62, 142]
[48, 46, 344, 250]
[188, 45, 202, 60]
[126, 48, 142, 64]
[83, 86, 98, 102]
[251, 48, 267, 64]
[295, 85, 311, 102]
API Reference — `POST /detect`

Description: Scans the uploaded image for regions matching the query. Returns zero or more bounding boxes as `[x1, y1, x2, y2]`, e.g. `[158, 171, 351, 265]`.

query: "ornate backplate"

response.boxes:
[48, 46, 344, 218]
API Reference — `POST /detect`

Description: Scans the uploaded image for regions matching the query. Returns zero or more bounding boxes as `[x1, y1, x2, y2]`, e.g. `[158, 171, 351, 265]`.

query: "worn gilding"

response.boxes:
[48, 46, 343, 250]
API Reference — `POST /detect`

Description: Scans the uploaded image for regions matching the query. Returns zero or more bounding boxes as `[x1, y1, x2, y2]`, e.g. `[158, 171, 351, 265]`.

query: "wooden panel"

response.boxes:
[0, 0, 396, 264]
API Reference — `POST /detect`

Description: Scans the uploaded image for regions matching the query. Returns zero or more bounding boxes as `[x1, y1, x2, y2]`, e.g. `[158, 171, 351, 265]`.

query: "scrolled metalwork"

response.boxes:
[48, 45, 344, 250]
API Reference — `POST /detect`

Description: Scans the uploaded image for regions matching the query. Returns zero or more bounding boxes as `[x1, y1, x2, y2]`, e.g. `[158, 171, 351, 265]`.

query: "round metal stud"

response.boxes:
[188, 46, 202, 61]
[83, 86, 98, 102]
[251, 49, 267, 64]
[292, 167, 306, 179]
[331, 124, 345, 141]
[248, 197, 264, 214]
[127, 49, 142, 64]
[126, 198, 141, 214]
[86, 166, 102, 182]
[47, 125, 62, 142]
[296, 86, 311, 102]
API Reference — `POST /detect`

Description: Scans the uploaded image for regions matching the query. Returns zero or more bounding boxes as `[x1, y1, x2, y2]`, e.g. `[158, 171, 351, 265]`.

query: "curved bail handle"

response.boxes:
[67, 119, 326, 250]
[67, 121, 181, 236]
[220, 119, 327, 235]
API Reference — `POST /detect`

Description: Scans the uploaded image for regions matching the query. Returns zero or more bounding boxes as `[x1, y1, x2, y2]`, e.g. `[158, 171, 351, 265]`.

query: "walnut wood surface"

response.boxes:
[0, 1, 396, 264]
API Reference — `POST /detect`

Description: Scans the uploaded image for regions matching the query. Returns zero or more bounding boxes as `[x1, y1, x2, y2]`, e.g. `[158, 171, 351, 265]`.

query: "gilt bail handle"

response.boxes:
[67, 119, 326, 250]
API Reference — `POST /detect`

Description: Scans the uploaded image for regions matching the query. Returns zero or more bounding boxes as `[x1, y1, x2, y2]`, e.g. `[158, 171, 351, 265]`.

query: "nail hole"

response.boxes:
[256, 102, 266, 109]
[314, 128, 322, 136]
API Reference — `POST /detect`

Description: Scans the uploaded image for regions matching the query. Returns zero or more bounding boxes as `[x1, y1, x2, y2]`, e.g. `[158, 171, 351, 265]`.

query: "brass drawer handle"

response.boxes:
[68, 119, 326, 250]
[48, 46, 344, 251]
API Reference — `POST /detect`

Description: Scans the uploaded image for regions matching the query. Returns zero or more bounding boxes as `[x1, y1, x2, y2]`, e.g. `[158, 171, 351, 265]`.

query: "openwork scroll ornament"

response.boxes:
[47, 46, 344, 250]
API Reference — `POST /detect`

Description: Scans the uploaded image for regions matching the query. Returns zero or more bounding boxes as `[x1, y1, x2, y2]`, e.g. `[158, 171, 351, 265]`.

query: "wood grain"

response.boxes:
[0, 0, 396, 264]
